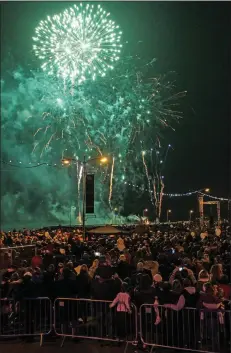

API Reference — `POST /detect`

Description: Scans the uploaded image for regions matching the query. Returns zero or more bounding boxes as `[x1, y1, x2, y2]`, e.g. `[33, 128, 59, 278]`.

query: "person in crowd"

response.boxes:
[88, 259, 99, 278]
[0, 221, 230, 346]
[210, 264, 229, 285]
[197, 269, 210, 291]
[54, 268, 78, 298]
[77, 265, 91, 298]
[116, 254, 132, 280]
[134, 273, 155, 308]
[110, 282, 131, 339]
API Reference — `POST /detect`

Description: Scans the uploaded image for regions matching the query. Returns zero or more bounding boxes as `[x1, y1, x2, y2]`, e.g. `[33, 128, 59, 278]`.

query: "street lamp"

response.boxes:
[204, 188, 210, 193]
[167, 209, 172, 222]
[143, 208, 148, 217]
[189, 210, 194, 221]
[62, 155, 108, 239]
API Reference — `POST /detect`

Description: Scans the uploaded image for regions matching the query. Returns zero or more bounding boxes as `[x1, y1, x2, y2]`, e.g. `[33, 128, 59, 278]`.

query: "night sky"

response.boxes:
[1, 1, 230, 224]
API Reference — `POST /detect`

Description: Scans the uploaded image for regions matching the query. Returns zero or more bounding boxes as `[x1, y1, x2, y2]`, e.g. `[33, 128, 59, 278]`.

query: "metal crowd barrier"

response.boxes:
[140, 304, 231, 353]
[0, 245, 37, 269]
[0, 297, 52, 346]
[54, 298, 138, 351]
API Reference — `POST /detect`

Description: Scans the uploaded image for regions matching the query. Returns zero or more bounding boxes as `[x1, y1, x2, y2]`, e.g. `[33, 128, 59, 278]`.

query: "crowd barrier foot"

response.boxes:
[39, 334, 43, 347]
[60, 335, 66, 348]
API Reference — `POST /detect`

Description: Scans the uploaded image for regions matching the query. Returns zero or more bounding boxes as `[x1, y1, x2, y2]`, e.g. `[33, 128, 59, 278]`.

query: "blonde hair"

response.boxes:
[144, 261, 159, 277]
[88, 259, 99, 278]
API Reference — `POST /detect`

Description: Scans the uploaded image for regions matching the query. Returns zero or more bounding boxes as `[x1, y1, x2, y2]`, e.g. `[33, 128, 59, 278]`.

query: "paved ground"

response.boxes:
[0, 339, 140, 353]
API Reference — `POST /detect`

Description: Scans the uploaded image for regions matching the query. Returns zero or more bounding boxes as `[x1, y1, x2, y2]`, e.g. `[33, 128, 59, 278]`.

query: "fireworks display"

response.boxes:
[1, 55, 185, 222]
[33, 3, 122, 84]
[1, 4, 186, 225]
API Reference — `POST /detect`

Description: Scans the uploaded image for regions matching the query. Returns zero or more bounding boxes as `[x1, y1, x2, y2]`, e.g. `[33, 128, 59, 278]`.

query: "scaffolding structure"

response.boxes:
[198, 195, 220, 226]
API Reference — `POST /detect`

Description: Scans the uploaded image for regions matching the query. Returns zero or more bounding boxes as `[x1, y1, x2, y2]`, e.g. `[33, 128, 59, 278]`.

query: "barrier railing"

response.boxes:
[0, 245, 37, 269]
[0, 297, 52, 346]
[140, 304, 231, 353]
[54, 298, 138, 351]
[0, 296, 230, 353]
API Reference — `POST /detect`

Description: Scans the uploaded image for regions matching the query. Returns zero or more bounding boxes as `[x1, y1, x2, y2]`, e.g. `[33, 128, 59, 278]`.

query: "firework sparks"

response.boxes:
[2, 48, 185, 219]
[142, 151, 154, 205]
[109, 156, 115, 209]
[33, 3, 122, 83]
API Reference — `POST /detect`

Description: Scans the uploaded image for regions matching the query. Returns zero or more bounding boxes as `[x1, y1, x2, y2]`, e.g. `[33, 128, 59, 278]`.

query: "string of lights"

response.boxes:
[0, 159, 228, 201]
[0, 160, 59, 168]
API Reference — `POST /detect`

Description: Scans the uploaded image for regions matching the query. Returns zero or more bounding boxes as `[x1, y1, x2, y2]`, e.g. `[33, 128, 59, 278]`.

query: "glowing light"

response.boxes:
[100, 157, 108, 163]
[33, 3, 122, 83]
[62, 158, 71, 165]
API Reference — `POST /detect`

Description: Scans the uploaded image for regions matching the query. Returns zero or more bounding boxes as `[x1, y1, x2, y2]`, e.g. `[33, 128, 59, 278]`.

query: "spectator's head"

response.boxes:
[7, 265, 17, 272]
[23, 272, 32, 282]
[66, 261, 74, 270]
[139, 273, 152, 290]
[80, 264, 88, 274]
[92, 259, 99, 268]
[172, 279, 183, 293]
[82, 252, 90, 260]
[119, 254, 126, 262]
[137, 262, 144, 272]
[121, 282, 129, 293]
[99, 255, 106, 265]
[162, 281, 171, 292]
[203, 282, 215, 295]
[210, 264, 223, 282]
[153, 274, 163, 285]
[48, 264, 55, 273]
[183, 278, 193, 288]
[33, 267, 41, 275]
[10, 272, 20, 282]
[198, 269, 209, 282]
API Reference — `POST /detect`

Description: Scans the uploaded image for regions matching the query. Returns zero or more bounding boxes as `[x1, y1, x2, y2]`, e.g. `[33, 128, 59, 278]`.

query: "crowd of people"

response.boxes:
[0, 222, 230, 347]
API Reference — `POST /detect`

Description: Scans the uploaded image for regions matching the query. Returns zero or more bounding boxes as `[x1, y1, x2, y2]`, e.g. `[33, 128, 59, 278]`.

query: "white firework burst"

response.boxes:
[33, 3, 122, 84]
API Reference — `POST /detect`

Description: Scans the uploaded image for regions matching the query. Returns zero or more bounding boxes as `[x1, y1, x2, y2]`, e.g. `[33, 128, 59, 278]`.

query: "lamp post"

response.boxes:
[189, 210, 194, 222]
[167, 209, 172, 222]
[143, 208, 148, 217]
[62, 155, 108, 239]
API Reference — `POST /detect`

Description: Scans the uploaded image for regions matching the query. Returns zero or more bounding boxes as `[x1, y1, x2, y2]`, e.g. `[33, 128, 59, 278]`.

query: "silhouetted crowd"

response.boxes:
[0, 222, 230, 348]
[1, 223, 230, 307]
